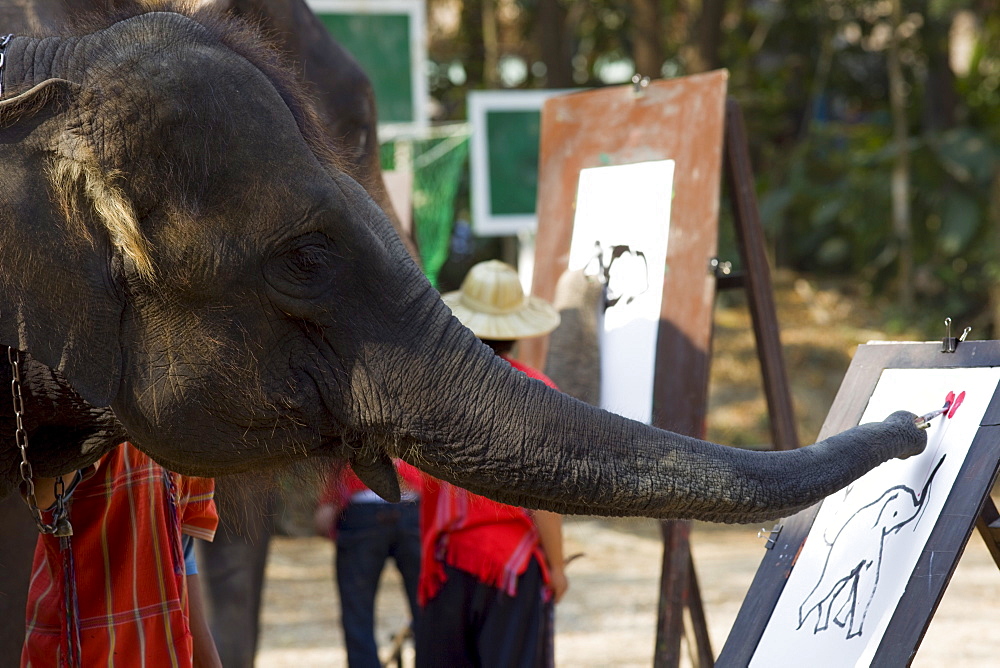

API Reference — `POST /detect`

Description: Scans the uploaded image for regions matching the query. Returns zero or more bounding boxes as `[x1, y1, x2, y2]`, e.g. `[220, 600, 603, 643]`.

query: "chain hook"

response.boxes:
[8, 347, 72, 535]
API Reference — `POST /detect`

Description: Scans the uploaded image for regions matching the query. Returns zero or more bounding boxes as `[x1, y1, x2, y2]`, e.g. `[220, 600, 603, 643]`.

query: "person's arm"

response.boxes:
[187, 572, 222, 668]
[30, 456, 103, 509]
[182, 535, 222, 668]
[533, 510, 569, 603]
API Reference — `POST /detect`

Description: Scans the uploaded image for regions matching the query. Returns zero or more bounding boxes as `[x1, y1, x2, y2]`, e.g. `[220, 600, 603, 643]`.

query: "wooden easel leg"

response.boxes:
[654, 97, 797, 668]
[722, 98, 799, 452]
[686, 550, 715, 667]
[653, 521, 715, 668]
[654, 520, 691, 668]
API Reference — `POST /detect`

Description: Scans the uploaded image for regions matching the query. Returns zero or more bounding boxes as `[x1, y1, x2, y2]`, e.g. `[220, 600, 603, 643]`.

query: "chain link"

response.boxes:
[9, 347, 72, 535]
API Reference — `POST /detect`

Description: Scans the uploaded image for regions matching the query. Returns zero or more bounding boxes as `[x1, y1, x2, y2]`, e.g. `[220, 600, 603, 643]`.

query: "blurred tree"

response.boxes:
[629, 0, 664, 77]
[533, 0, 574, 86]
[690, 0, 725, 72]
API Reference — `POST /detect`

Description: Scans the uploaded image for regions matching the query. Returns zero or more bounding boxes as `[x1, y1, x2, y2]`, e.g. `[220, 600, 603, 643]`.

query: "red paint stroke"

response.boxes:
[947, 390, 966, 419]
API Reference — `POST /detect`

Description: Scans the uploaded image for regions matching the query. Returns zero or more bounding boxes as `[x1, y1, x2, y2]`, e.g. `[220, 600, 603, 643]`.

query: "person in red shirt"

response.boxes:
[21, 442, 220, 668]
[314, 460, 423, 667]
[417, 260, 568, 668]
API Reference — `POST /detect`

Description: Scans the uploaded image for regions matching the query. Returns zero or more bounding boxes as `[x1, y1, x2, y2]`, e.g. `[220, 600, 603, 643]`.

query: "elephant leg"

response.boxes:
[0, 496, 38, 658]
[804, 573, 851, 633]
[196, 492, 275, 668]
[828, 563, 865, 635]
[832, 573, 859, 631]
[844, 560, 879, 638]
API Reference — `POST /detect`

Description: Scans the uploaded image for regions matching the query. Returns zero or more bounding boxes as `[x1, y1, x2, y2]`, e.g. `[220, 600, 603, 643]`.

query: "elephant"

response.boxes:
[0, 0, 406, 663]
[0, 8, 930, 664]
[0, 0, 409, 252]
[544, 268, 603, 406]
[0, 0, 928, 533]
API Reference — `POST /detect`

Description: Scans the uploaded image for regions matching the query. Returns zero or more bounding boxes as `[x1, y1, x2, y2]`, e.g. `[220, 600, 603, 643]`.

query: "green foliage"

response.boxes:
[761, 120, 999, 325]
[732, 0, 1000, 322]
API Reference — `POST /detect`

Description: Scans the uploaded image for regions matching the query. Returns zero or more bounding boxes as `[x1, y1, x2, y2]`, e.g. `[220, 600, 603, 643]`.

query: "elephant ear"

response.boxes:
[0, 79, 126, 408]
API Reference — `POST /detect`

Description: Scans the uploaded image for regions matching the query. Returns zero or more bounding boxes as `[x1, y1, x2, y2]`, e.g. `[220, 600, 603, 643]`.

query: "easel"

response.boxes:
[718, 339, 1000, 666]
[521, 71, 799, 667]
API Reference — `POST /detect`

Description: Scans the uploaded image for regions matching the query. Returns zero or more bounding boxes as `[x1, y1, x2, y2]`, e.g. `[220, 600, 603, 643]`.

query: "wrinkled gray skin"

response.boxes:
[0, 4, 927, 527]
[0, 0, 410, 252]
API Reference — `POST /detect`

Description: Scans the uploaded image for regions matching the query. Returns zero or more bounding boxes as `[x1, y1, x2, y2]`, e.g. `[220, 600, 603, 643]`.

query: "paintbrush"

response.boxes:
[914, 390, 961, 430]
[914, 404, 950, 430]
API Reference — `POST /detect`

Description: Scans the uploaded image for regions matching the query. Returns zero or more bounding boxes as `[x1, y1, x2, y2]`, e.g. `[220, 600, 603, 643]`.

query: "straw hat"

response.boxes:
[442, 260, 560, 340]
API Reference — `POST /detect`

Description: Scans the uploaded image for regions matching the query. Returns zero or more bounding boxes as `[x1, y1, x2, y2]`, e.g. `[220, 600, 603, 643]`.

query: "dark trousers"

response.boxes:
[335, 500, 421, 668]
[415, 559, 549, 668]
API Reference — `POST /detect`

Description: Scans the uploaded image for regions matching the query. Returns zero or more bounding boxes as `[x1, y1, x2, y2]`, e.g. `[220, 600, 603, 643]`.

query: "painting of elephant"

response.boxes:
[0, 1, 930, 664]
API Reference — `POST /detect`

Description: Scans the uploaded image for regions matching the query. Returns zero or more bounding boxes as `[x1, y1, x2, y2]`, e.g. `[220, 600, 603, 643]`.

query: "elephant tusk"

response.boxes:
[349, 449, 401, 503]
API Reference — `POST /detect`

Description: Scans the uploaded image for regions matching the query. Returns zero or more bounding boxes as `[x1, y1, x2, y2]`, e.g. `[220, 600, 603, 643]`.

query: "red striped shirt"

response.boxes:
[22, 443, 217, 668]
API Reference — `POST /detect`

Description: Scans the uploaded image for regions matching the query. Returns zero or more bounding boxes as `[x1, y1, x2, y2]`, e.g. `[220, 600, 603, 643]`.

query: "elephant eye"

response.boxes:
[265, 233, 338, 301]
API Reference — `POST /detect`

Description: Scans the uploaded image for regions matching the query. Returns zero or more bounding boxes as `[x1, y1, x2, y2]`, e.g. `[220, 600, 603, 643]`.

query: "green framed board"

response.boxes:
[308, 0, 428, 132]
[468, 90, 570, 237]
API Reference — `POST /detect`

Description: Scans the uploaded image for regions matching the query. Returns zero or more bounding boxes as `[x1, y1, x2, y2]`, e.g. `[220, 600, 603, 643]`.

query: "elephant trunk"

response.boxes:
[382, 316, 927, 524]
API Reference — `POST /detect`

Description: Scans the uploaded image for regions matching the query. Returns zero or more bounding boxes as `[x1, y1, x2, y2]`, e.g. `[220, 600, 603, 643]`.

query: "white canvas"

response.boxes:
[567, 160, 674, 424]
[750, 366, 1000, 667]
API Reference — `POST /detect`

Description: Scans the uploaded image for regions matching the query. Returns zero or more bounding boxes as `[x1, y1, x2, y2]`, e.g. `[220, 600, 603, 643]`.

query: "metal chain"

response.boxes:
[9, 347, 72, 536]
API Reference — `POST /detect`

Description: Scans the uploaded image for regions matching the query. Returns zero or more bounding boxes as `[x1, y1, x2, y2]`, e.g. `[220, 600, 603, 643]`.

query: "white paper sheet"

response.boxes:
[567, 160, 675, 424]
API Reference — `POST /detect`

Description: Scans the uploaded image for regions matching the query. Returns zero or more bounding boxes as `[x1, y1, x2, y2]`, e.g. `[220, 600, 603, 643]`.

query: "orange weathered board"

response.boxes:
[525, 70, 728, 437]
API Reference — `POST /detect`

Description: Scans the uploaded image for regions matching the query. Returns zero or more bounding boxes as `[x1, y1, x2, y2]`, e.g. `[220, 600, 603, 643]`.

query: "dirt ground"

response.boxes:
[256, 517, 1000, 667]
[256, 274, 998, 666]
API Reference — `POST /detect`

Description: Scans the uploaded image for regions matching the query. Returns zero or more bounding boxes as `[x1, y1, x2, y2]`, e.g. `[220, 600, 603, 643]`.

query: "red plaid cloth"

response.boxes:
[21, 443, 217, 668]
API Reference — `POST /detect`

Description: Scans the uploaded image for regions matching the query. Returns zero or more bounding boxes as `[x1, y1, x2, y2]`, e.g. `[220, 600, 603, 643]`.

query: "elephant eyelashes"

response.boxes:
[289, 243, 332, 276]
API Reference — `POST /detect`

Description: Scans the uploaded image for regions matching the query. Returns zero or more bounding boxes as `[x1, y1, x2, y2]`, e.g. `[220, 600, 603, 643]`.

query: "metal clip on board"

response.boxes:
[631, 74, 650, 96]
[757, 523, 783, 550]
[941, 317, 971, 353]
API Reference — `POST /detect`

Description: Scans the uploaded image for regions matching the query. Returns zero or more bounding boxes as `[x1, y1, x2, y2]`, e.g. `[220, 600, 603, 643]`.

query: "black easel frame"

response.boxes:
[717, 340, 1000, 666]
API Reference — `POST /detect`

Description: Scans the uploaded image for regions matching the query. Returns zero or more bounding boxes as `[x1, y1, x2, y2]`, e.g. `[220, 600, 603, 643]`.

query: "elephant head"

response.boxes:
[0, 7, 927, 522]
